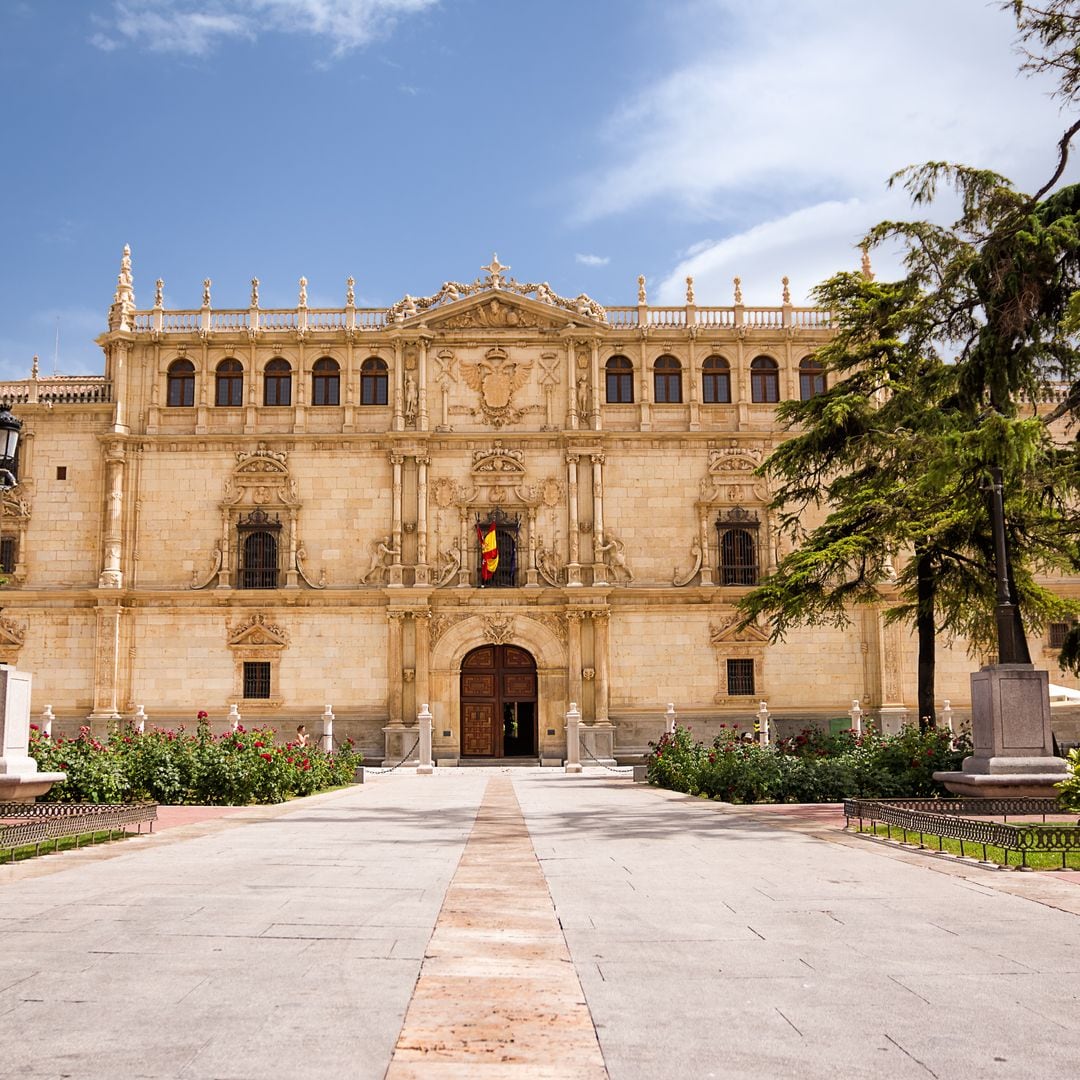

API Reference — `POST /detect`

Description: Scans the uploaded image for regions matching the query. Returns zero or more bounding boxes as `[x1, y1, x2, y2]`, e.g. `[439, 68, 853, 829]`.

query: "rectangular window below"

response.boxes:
[727, 658, 755, 696]
[1050, 622, 1073, 648]
[0, 536, 16, 574]
[243, 661, 272, 699]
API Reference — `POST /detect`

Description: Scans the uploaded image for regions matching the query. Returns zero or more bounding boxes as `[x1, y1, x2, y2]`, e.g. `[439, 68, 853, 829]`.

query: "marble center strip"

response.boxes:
[386, 777, 608, 1079]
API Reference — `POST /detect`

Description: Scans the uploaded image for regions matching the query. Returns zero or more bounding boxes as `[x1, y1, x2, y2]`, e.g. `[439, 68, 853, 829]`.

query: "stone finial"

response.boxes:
[782, 276, 791, 304]
[154, 278, 164, 308]
[346, 276, 355, 306]
[733, 276, 743, 304]
[30, 354, 39, 379]
[202, 278, 212, 308]
[637, 275, 647, 304]
[861, 245, 875, 281]
[298, 276, 308, 307]
[481, 254, 509, 288]
[685, 276, 695, 304]
[108, 244, 136, 330]
[250, 277, 260, 308]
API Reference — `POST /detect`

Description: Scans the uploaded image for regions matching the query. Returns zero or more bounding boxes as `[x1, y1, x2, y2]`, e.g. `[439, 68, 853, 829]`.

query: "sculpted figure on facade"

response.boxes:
[597, 533, 634, 584]
[362, 536, 400, 584]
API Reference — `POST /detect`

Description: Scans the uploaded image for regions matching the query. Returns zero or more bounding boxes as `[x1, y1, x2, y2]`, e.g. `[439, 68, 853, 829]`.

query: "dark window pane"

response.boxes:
[0, 536, 16, 574]
[243, 661, 271, 699]
[727, 658, 755, 696]
[240, 531, 278, 589]
[719, 528, 758, 585]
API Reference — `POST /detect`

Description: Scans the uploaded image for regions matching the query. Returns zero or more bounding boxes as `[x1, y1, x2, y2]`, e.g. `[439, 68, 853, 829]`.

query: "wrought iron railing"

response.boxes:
[0, 801, 157, 860]
[843, 797, 1080, 868]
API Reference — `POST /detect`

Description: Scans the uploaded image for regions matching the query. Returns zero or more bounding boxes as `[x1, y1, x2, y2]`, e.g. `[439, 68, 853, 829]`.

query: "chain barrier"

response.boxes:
[364, 737, 422, 775]
[580, 741, 634, 775]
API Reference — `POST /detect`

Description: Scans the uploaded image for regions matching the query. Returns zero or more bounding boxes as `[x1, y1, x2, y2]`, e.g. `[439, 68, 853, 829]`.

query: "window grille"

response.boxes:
[476, 508, 520, 588]
[717, 509, 760, 585]
[243, 661, 271, 699]
[237, 508, 281, 589]
[0, 536, 15, 574]
[727, 658, 755, 696]
[1050, 622, 1073, 648]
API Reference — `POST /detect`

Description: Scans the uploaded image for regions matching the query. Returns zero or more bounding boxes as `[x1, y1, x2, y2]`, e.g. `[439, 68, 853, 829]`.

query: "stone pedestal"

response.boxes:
[0, 665, 66, 802]
[383, 724, 420, 766]
[934, 664, 1069, 797]
[877, 705, 909, 737]
[564, 704, 582, 774]
[580, 721, 616, 768]
[417, 704, 433, 775]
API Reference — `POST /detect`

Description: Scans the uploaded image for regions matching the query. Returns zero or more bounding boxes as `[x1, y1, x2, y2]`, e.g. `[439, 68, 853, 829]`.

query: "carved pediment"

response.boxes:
[471, 441, 526, 476]
[228, 613, 289, 649]
[223, 443, 299, 508]
[0, 617, 26, 647]
[708, 443, 764, 474]
[710, 618, 770, 646]
[423, 292, 569, 331]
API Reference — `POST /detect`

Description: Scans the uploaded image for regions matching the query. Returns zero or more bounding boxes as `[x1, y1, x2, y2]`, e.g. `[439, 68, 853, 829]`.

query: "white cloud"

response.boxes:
[581, 0, 1078, 305]
[575, 253, 610, 267]
[91, 0, 437, 56]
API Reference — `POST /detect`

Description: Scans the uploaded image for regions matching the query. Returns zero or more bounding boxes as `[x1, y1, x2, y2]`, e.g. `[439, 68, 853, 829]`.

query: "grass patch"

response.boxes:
[1, 829, 136, 864]
[855, 821, 1080, 870]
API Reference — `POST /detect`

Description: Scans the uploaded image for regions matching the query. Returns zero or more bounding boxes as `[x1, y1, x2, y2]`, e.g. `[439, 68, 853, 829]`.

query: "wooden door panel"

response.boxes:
[462, 703, 496, 756]
[503, 673, 536, 699]
[463, 647, 495, 670]
[462, 674, 496, 698]
[504, 647, 533, 668]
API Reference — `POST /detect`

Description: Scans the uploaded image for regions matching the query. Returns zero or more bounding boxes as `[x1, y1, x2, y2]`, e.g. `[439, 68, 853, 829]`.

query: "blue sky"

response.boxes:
[1, 0, 1075, 379]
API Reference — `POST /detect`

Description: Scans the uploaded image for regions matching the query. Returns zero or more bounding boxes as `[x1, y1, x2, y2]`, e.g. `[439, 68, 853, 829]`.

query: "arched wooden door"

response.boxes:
[460, 645, 538, 758]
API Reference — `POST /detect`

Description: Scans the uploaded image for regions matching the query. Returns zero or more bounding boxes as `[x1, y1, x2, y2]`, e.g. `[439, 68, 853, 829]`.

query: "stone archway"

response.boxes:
[461, 644, 538, 758]
[429, 613, 568, 763]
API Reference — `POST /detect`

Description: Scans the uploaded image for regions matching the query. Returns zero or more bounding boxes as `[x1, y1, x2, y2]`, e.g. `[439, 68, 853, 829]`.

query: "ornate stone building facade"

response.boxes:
[1, 250, 1076, 761]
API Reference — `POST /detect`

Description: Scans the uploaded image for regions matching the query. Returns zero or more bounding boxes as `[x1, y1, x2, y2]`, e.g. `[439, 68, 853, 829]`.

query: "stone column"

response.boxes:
[591, 609, 611, 725]
[414, 610, 431, 716]
[590, 452, 605, 581]
[111, 340, 130, 434]
[590, 339, 601, 431]
[98, 445, 125, 588]
[566, 453, 582, 586]
[638, 333, 651, 431]
[388, 453, 404, 587]
[418, 337, 430, 432]
[89, 602, 123, 736]
[566, 339, 579, 430]
[687, 337, 700, 430]
[457, 507, 471, 587]
[567, 611, 584, 719]
[392, 340, 405, 431]
[417, 703, 433, 775]
[877, 611, 909, 735]
[386, 611, 405, 725]
[564, 702, 582, 773]
[698, 510, 714, 586]
[415, 454, 430, 585]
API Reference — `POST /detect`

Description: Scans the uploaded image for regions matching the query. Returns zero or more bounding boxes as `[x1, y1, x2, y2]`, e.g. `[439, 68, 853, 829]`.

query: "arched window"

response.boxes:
[717, 508, 760, 585]
[263, 358, 291, 407]
[166, 359, 195, 408]
[799, 356, 826, 400]
[360, 357, 388, 405]
[237, 508, 281, 589]
[653, 355, 683, 403]
[605, 355, 634, 404]
[719, 528, 758, 585]
[750, 356, 780, 403]
[476, 510, 520, 588]
[701, 355, 731, 404]
[215, 359, 243, 407]
[312, 357, 340, 406]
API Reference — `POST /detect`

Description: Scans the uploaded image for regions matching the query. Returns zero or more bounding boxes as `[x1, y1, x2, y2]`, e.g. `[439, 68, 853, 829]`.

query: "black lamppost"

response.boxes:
[0, 403, 20, 492]
[988, 465, 1025, 665]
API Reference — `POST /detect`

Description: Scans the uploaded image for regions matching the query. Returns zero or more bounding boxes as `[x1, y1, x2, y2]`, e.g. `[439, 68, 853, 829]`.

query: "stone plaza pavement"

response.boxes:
[1, 771, 1080, 1080]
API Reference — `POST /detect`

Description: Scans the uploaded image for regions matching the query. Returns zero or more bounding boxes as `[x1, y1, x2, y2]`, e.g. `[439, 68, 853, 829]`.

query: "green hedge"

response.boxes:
[28, 720, 362, 805]
[647, 722, 970, 802]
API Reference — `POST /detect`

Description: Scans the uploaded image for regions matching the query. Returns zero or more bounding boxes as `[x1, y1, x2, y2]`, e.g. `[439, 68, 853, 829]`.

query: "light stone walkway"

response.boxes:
[387, 778, 606, 1079]
[0, 770, 1079, 1079]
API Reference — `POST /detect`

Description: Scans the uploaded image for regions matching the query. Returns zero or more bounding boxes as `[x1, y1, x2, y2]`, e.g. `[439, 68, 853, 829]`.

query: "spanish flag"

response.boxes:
[478, 521, 499, 580]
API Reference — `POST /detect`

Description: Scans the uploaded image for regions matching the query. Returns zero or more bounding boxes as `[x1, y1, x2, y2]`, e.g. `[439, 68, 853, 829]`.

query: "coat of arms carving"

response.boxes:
[460, 348, 533, 427]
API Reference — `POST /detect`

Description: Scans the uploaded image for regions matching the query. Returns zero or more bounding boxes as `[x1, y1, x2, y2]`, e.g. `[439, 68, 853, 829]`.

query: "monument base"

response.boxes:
[933, 663, 1069, 799]
[0, 772, 68, 803]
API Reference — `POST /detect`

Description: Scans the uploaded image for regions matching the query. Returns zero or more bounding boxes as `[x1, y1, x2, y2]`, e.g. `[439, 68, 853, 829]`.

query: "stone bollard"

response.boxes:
[417, 703, 433, 775]
[41, 704, 54, 739]
[757, 700, 770, 745]
[321, 704, 334, 754]
[134, 704, 147, 734]
[664, 703, 677, 735]
[228, 703, 241, 732]
[565, 702, 582, 773]
[941, 699, 953, 736]
[849, 699, 862, 737]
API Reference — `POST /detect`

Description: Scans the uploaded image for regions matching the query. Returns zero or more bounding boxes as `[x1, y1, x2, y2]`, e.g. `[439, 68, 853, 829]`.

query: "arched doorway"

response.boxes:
[460, 644, 537, 758]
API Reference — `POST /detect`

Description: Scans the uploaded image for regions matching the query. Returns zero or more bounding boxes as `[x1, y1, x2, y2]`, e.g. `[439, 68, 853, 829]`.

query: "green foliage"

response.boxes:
[27, 722, 362, 805]
[647, 724, 970, 804]
[1055, 745, 1080, 811]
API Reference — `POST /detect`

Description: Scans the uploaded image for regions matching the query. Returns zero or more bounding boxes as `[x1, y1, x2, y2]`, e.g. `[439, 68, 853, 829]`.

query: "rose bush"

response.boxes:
[647, 723, 969, 803]
[28, 720, 361, 805]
